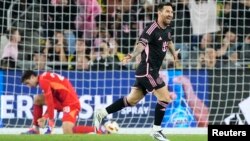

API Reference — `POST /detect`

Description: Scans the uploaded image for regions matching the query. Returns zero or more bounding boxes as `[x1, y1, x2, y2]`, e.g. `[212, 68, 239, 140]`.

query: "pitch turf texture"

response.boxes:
[0, 134, 207, 141]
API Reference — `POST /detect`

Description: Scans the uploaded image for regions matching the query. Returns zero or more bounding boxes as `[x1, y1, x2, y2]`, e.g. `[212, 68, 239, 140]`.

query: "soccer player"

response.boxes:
[94, 2, 177, 141]
[21, 70, 81, 134]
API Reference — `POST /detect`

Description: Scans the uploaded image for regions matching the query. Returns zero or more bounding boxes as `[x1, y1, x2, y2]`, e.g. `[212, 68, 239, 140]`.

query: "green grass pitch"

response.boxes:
[0, 134, 207, 141]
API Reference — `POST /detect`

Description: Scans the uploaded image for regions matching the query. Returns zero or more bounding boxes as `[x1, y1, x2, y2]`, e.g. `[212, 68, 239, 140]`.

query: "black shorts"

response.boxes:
[133, 73, 165, 95]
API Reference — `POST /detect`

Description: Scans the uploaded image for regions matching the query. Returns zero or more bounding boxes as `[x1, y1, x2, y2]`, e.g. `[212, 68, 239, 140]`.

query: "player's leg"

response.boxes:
[106, 87, 145, 112]
[43, 97, 65, 134]
[153, 85, 172, 127]
[62, 122, 75, 134]
[73, 125, 103, 134]
[151, 86, 172, 141]
[61, 106, 80, 134]
[21, 94, 45, 134]
[142, 73, 172, 141]
[94, 85, 145, 130]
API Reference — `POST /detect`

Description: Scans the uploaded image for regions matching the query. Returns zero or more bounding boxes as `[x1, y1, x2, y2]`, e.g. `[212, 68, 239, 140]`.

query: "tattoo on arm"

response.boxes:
[130, 43, 145, 59]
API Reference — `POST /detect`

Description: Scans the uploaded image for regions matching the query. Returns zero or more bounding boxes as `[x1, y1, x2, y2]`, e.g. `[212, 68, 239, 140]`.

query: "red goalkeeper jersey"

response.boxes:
[38, 72, 80, 120]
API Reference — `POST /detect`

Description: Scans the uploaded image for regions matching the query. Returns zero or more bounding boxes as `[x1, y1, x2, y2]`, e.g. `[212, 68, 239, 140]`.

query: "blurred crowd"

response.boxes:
[0, 0, 249, 71]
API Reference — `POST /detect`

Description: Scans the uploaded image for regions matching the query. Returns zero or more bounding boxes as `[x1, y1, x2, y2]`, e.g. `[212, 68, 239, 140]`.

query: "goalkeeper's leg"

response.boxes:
[73, 125, 104, 134]
[59, 105, 80, 134]
[94, 88, 144, 131]
[21, 95, 44, 134]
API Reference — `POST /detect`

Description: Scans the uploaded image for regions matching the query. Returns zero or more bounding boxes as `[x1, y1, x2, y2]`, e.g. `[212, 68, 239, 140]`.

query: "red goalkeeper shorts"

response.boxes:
[53, 98, 80, 124]
[61, 103, 80, 123]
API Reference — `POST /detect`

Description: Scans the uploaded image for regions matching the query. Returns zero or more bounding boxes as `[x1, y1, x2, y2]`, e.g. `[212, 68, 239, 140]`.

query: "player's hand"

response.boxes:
[122, 54, 132, 65]
[173, 49, 181, 68]
[174, 49, 180, 61]
[48, 119, 55, 128]
[37, 117, 47, 128]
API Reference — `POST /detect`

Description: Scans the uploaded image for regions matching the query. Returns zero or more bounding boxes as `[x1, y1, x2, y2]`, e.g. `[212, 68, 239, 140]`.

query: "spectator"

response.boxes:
[218, 1, 232, 35]
[216, 31, 239, 67]
[33, 51, 52, 70]
[90, 41, 121, 71]
[199, 33, 213, 51]
[185, 33, 213, 68]
[1, 28, 21, 62]
[75, 0, 102, 40]
[92, 14, 124, 68]
[42, 38, 53, 55]
[197, 48, 218, 69]
[54, 31, 65, 47]
[46, 0, 77, 55]
[138, 0, 157, 33]
[173, 0, 191, 44]
[44, 32, 68, 70]
[93, 14, 115, 48]
[230, 0, 250, 42]
[239, 34, 250, 65]
[0, 34, 8, 58]
[189, 0, 220, 49]
[114, 0, 138, 55]
[0, 0, 11, 34]
[0, 0, 11, 55]
[11, 0, 43, 60]
[168, 0, 191, 66]
[68, 38, 90, 70]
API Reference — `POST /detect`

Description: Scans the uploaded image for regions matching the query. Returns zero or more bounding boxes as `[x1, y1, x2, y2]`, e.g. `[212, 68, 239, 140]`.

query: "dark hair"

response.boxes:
[157, 2, 173, 11]
[21, 70, 37, 83]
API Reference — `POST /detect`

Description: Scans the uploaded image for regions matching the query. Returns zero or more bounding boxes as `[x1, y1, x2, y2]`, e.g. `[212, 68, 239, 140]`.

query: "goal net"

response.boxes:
[0, 0, 249, 134]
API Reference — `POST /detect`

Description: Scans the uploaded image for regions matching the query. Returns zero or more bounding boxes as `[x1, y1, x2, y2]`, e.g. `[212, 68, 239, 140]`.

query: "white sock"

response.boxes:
[153, 125, 162, 132]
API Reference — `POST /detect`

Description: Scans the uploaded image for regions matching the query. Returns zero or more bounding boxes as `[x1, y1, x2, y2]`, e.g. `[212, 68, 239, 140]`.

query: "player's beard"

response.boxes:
[164, 16, 172, 26]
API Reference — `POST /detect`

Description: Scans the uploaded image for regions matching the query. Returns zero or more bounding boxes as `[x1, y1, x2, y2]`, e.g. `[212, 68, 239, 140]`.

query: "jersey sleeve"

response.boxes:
[138, 27, 153, 47]
[39, 76, 55, 120]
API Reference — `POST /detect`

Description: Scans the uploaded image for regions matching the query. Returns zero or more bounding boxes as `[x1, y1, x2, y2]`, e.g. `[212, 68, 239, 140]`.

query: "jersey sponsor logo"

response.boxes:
[162, 41, 168, 52]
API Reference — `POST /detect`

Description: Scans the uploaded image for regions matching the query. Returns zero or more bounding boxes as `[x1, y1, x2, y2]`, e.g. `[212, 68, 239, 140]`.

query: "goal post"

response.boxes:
[0, 70, 209, 134]
[1, 69, 249, 134]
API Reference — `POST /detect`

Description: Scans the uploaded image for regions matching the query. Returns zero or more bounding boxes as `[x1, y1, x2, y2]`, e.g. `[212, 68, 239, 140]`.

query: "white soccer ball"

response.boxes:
[104, 120, 119, 134]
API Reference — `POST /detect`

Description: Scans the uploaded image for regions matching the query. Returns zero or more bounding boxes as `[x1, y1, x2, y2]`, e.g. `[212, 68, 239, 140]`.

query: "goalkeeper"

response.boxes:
[21, 70, 81, 134]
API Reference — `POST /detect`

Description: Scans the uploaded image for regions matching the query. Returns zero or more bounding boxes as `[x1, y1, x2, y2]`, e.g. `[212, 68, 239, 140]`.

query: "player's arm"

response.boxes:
[168, 41, 178, 61]
[122, 43, 145, 64]
[38, 78, 55, 128]
[122, 25, 151, 64]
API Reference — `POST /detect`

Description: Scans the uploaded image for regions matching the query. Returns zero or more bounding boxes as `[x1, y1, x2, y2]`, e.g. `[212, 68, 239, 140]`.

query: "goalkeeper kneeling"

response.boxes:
[20, 70, 80, 134]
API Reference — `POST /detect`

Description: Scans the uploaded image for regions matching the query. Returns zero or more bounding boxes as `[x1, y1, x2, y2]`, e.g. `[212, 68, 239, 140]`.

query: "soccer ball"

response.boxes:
[104, 120, 119, 134]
